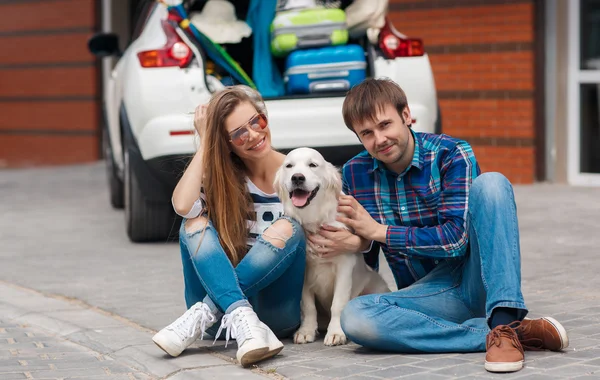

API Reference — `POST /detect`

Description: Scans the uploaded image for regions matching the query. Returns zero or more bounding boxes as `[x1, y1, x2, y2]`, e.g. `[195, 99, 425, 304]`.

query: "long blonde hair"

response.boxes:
[199, 86, 268, 265]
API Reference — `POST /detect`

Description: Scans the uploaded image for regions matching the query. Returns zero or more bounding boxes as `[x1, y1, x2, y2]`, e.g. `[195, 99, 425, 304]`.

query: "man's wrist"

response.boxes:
[371, 223, 388, 244]
[358, 236, 372, 252]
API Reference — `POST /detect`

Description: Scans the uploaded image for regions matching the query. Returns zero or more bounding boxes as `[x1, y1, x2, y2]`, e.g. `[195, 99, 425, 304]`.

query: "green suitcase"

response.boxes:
[270, 7, 349, 57]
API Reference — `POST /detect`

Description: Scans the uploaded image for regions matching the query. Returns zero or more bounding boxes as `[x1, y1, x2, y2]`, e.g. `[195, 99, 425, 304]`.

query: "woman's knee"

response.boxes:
[180, 216, 221, 259]
[261, 217, 305, 249]
[183, 216, 210, 234]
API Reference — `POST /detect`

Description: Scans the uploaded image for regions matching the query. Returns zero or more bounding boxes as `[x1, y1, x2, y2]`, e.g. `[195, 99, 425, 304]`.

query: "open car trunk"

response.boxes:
[183, 0, 376, 101]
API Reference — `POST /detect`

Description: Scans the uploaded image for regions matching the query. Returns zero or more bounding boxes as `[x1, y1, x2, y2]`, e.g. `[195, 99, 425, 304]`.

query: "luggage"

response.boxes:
[284, 44, 367, 94]
[270, 7, 349, 57]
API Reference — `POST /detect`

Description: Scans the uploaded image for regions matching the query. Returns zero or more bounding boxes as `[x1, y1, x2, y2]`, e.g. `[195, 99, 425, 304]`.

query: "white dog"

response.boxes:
[274, 148, 390, 346]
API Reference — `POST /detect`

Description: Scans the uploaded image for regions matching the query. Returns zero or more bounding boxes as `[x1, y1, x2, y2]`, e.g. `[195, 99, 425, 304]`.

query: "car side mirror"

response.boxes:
[88, 32, 121, 57]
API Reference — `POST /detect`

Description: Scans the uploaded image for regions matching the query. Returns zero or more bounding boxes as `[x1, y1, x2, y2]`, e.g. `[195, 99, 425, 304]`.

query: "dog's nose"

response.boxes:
[291, 173, 305, 185]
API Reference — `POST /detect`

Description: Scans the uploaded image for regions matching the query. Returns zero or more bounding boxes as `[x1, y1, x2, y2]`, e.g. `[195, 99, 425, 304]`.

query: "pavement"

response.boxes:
[0, 162, 599, 379]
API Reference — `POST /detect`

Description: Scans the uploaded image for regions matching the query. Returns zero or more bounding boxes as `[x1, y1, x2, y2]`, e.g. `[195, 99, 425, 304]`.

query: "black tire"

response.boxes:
[124, 148, 176, 242]
[103, 127, 125, 209]
[435, 103, 443, 135]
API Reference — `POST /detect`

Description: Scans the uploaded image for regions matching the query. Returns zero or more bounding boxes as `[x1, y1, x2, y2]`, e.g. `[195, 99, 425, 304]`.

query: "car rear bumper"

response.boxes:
[135, 108, 369, 162]
[136, 113, 197, 160]
[266, 97, 359, 149]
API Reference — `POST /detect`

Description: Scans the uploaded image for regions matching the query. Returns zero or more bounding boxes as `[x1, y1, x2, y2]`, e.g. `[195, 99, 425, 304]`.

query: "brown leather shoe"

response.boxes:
[485, 324, 524, 373]
[518, 317, 569, 351]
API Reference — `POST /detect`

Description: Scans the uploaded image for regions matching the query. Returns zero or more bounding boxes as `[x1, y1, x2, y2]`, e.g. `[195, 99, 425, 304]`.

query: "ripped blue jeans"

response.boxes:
[179, 216, 306, 338]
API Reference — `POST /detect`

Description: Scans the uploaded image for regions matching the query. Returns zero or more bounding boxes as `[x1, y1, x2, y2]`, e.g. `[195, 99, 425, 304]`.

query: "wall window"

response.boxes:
[579, 84, 600, 173]
[568, 0, 600, 184]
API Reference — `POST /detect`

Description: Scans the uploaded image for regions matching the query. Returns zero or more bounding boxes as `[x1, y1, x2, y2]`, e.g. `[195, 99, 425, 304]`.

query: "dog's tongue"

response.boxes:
[291, 190, 310, 207]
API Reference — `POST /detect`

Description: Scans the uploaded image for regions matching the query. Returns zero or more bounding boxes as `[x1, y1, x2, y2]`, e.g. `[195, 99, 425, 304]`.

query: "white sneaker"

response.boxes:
[261, 321, 284, 357]
[214, 306, 283, 367]
[152, 302, 217, 357]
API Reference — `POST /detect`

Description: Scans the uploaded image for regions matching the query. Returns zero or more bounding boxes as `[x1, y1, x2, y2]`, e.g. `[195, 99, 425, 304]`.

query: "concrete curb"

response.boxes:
[0, 281, 276, 379]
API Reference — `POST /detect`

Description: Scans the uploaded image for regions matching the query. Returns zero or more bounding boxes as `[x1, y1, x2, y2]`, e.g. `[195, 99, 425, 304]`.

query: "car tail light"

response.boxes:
[137, 19, 192, 68]
[169, 130, 194, 136]
[379, 18, 424, 59]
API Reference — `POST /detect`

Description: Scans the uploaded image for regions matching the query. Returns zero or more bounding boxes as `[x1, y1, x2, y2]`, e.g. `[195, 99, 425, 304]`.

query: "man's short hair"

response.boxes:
[342, 78, 409, 133]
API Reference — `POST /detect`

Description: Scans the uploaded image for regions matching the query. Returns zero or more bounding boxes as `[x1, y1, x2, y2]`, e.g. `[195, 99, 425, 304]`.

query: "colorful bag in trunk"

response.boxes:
[284, 44, 367, 94]
[270, 7, 348, 57]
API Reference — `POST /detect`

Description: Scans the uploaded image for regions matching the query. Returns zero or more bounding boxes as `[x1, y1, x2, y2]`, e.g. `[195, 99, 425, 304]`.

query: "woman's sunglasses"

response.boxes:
[228, 113, 268, 146]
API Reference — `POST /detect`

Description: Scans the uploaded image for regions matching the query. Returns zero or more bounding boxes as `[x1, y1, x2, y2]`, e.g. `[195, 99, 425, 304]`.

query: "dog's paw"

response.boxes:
[293, 328, 317, 344]
[324, 329, 347, 346]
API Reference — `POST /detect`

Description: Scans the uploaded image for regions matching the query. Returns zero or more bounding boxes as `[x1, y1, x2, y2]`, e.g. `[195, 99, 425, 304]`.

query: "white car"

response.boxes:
[88, 0, 440, 242]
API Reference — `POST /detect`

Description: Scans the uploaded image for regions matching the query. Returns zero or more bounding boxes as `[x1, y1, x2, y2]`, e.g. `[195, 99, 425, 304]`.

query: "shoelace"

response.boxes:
[488, 324, 523, 353]
[170, 303, 216, 341]
[213, 310, 253, 348]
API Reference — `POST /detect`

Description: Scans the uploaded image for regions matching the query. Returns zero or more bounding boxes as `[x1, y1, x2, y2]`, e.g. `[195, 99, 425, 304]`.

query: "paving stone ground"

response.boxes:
[0, 317, 152, 380]
[1, 163, 599, 379]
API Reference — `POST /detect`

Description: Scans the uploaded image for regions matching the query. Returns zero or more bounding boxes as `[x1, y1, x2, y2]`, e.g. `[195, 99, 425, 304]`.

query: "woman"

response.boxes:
[152, 86, 306, 367]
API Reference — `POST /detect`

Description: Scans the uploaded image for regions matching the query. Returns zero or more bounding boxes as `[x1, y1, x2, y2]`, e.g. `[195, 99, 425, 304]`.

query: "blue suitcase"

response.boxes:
[283, 45, 367, 94]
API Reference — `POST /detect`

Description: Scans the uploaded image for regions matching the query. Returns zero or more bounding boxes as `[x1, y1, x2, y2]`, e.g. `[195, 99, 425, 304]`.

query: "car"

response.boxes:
[88, 0, 440, 243]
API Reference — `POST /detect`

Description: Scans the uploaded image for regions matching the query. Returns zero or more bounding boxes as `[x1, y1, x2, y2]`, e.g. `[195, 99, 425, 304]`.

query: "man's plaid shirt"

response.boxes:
[342, 130, 481, 289]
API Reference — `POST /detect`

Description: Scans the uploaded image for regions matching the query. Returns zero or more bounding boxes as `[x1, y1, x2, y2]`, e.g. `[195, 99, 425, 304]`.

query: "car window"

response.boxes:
[129, 0, 157, 43]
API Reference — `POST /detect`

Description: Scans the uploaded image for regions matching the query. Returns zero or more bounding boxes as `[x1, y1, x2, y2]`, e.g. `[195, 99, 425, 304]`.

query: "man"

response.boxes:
[311, 78, 568, 373]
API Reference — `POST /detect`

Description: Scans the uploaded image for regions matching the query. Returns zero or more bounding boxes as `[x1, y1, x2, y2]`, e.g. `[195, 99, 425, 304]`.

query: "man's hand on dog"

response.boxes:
[336, 195, 388, 243]
[308, 225, 363, 258]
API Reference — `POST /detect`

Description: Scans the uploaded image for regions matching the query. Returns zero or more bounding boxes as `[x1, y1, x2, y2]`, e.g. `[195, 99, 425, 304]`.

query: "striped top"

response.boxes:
[174, 179, 283, 247]
[245, 180, 284, 246]
[342, 130, 481, 289]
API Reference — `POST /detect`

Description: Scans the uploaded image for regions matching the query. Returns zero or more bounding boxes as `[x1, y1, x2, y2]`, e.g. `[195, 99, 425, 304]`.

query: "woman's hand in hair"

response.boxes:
[193, 103, 208, 137]
[173, 103, 208, 215]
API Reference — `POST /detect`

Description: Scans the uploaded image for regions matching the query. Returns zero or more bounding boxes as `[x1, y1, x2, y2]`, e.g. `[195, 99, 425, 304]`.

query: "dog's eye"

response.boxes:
[285, 164, 292, 168]
[309, 163, 318, 168]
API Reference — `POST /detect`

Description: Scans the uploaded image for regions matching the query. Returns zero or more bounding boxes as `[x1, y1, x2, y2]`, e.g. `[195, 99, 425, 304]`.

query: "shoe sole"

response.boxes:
[239, 343, 284, 367]
[266, 343, 284, 358]
[152, 334, 182, 357]
[485, 360, 524, 373]
[525, 316, 569, 350]
[239, 347, 272, 367]
[266, 330, 284, 359]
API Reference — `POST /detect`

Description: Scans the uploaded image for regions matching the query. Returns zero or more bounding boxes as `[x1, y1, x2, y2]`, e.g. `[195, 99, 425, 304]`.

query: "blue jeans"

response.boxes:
[179, 216, 306, 338]
[340, 172, 528, 353]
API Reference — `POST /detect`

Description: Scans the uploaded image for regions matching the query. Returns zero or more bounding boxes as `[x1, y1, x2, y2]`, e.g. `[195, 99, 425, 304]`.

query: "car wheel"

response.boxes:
[124, 148, 175, 242]
[103, 127, 124, 209]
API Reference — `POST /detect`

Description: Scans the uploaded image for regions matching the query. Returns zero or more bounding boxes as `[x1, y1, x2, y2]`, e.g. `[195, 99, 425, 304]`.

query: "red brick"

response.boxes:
[0, 101, 98, 132]
[471, 145, 536, 184]
[439, 99, 535, 139]
[0, 135, 99, 167]
[388, 3, 534, 45]
[430, 52, 534, 91]
[0, 0, 96, 33]
[0, 33, 96, 65]
[0, 67, 98, 97]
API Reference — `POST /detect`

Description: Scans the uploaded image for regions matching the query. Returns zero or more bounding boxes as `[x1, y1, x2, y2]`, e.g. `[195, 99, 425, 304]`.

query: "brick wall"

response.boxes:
[0, 0, 100, 167]
[388, 0, 539, 184]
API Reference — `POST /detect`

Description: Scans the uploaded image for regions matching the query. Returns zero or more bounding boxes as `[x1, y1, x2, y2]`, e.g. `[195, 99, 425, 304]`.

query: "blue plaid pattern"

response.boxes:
[342, 130, 481, 289]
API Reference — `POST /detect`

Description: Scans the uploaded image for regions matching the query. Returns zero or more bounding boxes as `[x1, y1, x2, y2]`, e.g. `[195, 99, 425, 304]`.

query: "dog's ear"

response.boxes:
[273, 164, 287, 202]
[324, 162, 342, 197]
